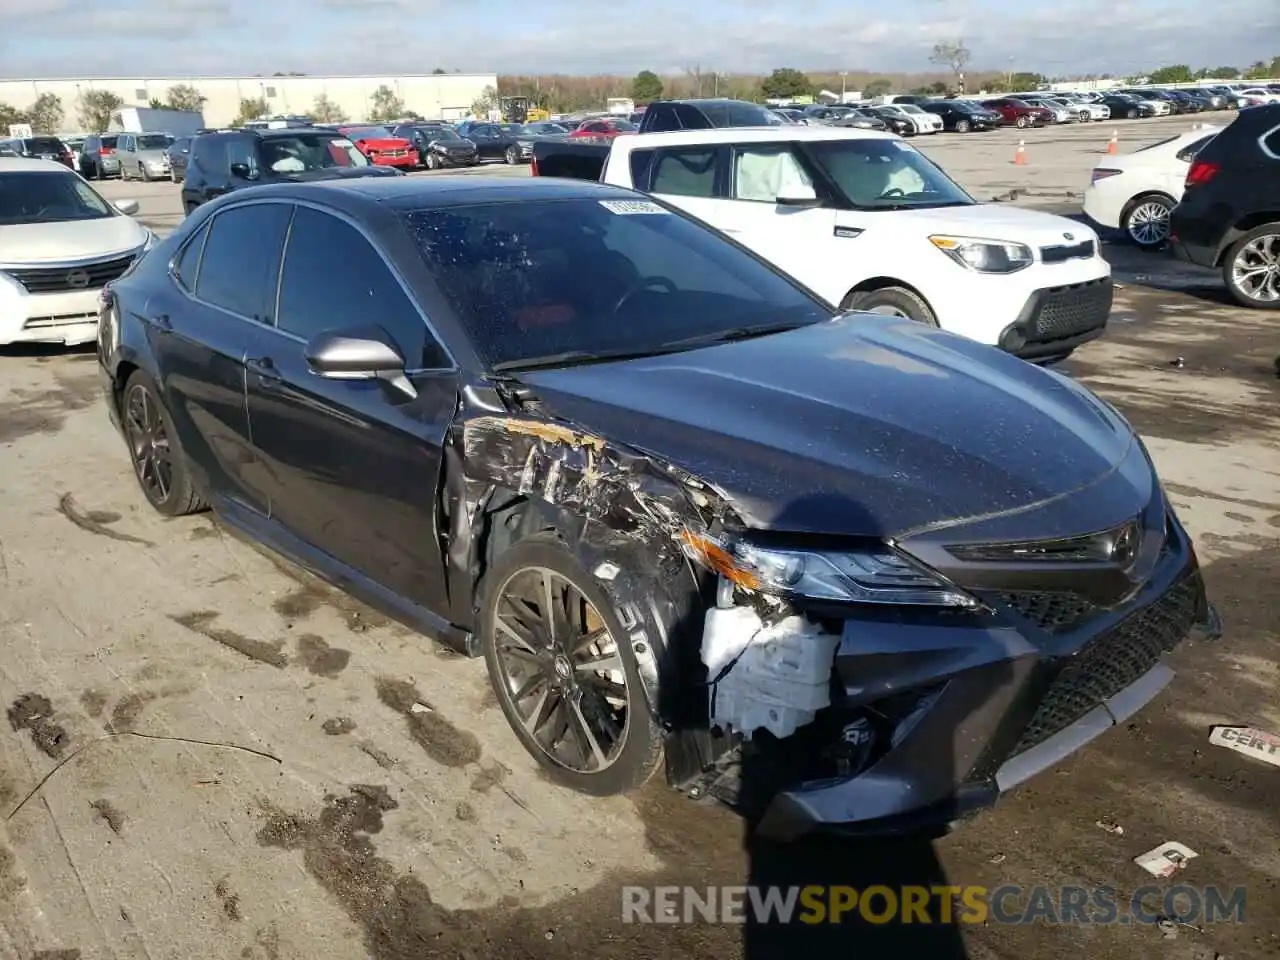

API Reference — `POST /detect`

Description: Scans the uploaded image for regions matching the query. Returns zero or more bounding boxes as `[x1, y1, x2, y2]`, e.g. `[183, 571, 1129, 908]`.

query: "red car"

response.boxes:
[569, 118, 637, 140]
[333, 125, 417, 169]
[980, 98, 1052, 129]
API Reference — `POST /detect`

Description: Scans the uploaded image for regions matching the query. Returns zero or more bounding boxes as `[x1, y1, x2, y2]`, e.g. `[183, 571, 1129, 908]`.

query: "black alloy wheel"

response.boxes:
[480, 536, 663, 795]
[122, 372, 205, 516]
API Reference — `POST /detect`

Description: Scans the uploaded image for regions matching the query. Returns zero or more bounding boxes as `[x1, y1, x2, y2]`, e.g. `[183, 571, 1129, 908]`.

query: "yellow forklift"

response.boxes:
[499, 96, 550, 123]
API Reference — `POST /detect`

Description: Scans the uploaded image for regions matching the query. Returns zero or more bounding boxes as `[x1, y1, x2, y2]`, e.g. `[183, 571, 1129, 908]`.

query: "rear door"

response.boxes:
[151, 201, 293, 513]
[242, 203, 457, 610]
[638, 143, 730, 228]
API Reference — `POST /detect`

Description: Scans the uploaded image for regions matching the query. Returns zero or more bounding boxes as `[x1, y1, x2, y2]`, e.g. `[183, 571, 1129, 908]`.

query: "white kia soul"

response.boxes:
[0, 158, 154, 347]
[601, 126, 1113, 361]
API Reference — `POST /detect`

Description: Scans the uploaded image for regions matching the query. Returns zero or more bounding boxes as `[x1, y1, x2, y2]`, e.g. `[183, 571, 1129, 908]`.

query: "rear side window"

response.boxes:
[173, 222, 209, 292]
[193, 136, 227, 171]
[649, 147, 721, 198]
[195, 203, 292, 322]
[1263, 127, 1280, 159]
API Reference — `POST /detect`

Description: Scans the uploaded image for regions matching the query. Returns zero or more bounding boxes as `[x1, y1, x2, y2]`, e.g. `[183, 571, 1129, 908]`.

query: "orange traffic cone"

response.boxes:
[1106, 130, 1118, 154]
[1013, 140, 1027, 165]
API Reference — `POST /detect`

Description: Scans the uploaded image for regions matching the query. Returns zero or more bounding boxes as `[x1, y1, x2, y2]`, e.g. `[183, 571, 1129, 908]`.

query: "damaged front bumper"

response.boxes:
[711, 510, 1218, 841]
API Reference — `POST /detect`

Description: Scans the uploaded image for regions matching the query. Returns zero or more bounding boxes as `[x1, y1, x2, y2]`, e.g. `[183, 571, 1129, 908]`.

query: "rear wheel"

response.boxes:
[1223, 224, 1280, 310]
[121, 371, 206, 516]
[843, 286, 939, 326]
[479, 536, 664, 796]
[1120, 193, 1175, 250]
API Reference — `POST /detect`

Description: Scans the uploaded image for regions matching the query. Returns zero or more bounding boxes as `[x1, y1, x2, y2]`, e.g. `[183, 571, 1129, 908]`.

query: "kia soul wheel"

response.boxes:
[479, 536, 663, 796]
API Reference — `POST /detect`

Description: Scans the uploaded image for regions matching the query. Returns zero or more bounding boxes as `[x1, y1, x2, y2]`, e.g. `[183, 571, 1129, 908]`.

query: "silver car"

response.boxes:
[118, 132, 173, 181]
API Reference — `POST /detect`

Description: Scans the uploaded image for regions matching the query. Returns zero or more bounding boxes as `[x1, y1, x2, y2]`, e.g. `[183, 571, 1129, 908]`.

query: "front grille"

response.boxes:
[9, 254, 136, 294]
[999, 591, 1099, 633]
[1032, 278, 1112, 340]
[1010, 571, 1202, 755]
[24, 312, 98, 329]
[1040, 239, 1096, 263]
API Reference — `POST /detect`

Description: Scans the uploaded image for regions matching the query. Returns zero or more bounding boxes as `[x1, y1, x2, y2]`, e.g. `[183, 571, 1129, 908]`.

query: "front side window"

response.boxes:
[277, 206, 445, 368]
[194, 203, 292, 321]
[137, 134, 170, 150]
[0, 171, 114, 224]
[802, 138, 973, 209]
[401, 197, 832, 371]
[258, 134, 368, 172]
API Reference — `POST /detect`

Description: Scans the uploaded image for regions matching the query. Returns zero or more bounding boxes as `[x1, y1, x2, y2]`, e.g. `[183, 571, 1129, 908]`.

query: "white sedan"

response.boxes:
[1239, 87, 1280, 105]
[876, 103, 944, 134]
[1023, 98, 1076, 123]
[0, 158, 154, 347]
[1082, 125, 1219, 249]
[1051, 96, 1110, 121]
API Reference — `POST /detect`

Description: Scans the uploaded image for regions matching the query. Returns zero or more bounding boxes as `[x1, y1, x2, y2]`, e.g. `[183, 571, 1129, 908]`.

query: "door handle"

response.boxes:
[246, 355, 280, 379]
[148, 313, 172, 331]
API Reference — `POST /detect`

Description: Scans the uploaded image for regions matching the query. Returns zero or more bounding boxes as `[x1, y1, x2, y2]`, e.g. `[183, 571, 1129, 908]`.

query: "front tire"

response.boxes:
[121, 371, 206, 516]
[843, 285, 939, 326]
[1120, 193, 1175, 250]
[425, 152, 440, 170]
[504, 145, 520, 165]
[479, 535, 664, 796]
[955, 119, 970, 133]
[1015, 115, 1030, 128]
[1223, 223, 1280, 310]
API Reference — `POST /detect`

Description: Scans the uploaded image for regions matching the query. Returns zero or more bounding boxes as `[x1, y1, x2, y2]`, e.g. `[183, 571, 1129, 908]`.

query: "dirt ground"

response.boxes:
[0, 115, 1277, 959]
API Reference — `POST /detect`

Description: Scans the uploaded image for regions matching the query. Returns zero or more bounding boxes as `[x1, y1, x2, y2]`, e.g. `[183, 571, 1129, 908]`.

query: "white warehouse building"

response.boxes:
[0, 73, 499, 132]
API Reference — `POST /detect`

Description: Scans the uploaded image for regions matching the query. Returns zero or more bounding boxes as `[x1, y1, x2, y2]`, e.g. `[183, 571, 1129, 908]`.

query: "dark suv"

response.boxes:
[1169, 103, 1280, 310]
[1, 135, 74, 168]
[180, 127, 402, 214]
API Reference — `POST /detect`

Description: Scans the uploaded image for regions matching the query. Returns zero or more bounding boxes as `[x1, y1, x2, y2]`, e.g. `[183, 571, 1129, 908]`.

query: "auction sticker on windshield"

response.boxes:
[599, 199, 668, 215]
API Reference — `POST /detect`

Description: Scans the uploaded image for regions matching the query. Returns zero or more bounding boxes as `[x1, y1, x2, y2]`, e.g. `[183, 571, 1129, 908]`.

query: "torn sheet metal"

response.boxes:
[1208, 725, 1280, 769]
[1134, 841, 1198, 879]
[701, 604, 840, 740]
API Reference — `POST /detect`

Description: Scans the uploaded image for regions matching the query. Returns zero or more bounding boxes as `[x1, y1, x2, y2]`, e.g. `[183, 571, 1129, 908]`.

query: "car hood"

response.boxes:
[859, 202, 1096, 247]
[516, 315, 1136, 538]
[0, 215, 146, 264]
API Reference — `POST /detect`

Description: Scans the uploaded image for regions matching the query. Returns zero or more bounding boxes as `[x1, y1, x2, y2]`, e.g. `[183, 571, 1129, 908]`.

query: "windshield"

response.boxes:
[341, 126, 393, 140]
[259, 134, 370, 171]
[26, 137, 65, 153]
[605, 119, 637, 131]
[0, 170, 115, 224]
[524, 122, 569, 134]
[419, 126, 461, 140]
[401, 198, 832, 371]
[136, 134, 171, 150]
[803, 138, 973, 210]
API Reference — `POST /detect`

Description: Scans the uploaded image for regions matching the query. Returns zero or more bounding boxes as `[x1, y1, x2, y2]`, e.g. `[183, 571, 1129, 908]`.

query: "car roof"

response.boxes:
[624, 125, 897, 149]
[248, 174, 637, 209]
[0, 157, 73, 173]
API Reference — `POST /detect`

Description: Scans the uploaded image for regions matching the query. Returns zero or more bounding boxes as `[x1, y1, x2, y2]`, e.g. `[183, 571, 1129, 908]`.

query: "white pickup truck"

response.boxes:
[532, 124, 1113, 361]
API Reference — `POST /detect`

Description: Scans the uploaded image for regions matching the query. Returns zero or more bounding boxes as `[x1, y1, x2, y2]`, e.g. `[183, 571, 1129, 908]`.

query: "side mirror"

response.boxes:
[114, 198, 140, 215]
[229, 161, 258, 180]
[304, 328, 417, 399]
[776, 183, 819, 206]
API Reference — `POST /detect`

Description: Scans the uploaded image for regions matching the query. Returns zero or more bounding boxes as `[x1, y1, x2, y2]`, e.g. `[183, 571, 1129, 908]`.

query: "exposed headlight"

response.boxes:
[681, 531, 979, 608]
[929, 235, 1033, 273]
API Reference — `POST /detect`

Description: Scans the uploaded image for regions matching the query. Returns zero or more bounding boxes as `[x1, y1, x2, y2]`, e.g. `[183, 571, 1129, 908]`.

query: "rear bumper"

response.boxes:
[999, 276, 1113, 360]
[753, 511, 1216, 841]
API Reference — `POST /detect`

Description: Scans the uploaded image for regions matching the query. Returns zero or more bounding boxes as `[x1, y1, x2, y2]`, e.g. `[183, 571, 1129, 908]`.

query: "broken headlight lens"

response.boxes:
[929, 235, 1033, 274]
[682, 532, 978, 608]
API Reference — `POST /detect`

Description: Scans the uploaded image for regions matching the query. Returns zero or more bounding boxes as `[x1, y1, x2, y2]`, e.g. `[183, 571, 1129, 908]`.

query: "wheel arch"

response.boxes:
[1214, 213, 1280, 266]
[840, 275, 935, 312]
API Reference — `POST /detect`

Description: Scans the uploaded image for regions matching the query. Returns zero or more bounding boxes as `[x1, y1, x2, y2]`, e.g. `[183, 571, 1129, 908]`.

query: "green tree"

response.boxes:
[1199, 66, 1238, 79]
[0, 102, 29, 130]
[1243, 60, 1271, 80]
[471, 84, 497, 117]
[233, 97, 269, 126]
[1148, 64, 1193, 84]
[760, 67, 813, 99]
[28, 93, 63, 133]
[863, 78, 892, 99]
[1010, 72, 1046, 90]
[929, 39, 971, 87]
[368, 84, 406, 122]
[631, 69, 663, 101]
[165, 84, 206, 112]
[310, 93, 346, 123]
[77, 90, 122, 132]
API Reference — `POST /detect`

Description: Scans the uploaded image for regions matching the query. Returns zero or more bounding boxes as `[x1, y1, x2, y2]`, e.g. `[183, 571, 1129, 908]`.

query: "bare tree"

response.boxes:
[682, 64, 705, 98]
[929, 39, 971, 91]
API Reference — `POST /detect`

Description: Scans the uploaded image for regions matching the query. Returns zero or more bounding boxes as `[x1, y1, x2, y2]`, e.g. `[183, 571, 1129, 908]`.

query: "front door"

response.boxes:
[243, 204, 457, 611]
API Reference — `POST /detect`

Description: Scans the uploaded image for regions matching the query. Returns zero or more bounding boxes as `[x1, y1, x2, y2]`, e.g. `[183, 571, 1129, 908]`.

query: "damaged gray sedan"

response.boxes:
[97, 175, 1221, 839]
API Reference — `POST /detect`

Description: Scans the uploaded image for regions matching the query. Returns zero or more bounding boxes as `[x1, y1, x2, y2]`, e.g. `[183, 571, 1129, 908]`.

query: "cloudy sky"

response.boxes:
[1, 0, 1276, 78]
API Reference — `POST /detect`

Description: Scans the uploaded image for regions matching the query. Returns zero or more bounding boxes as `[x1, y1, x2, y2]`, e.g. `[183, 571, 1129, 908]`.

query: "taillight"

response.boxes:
[1091, 168, 1122, 183]
[100, 147, 114, 155]
[1186, 160, 1220, 186]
